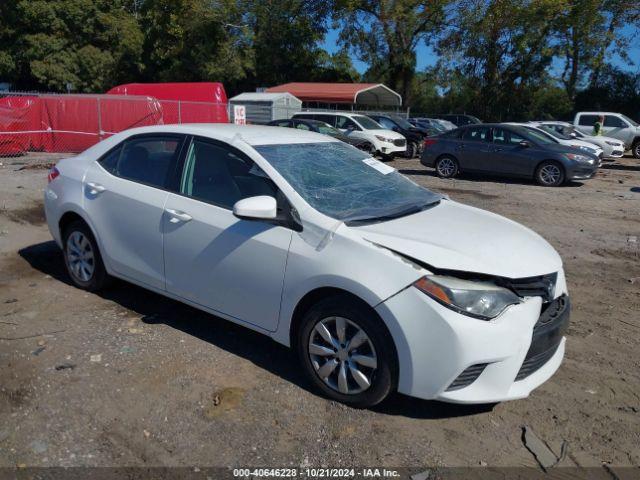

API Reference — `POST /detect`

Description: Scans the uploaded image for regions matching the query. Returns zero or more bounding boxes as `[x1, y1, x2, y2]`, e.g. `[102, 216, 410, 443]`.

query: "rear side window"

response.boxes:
[462, 127, 490, 142]
[604, 115, 627, 128]
[101, 136, 182, 189]
[578, 115, 599, 126]
[315, 115, 337, 127]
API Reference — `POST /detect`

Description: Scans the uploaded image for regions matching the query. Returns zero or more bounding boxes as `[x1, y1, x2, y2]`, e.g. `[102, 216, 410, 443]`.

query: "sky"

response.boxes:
[321, 25, 640, 76]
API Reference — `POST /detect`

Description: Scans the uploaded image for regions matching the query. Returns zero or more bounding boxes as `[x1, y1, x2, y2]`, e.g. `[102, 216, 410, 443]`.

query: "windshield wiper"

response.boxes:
[345, 200, 441, 225]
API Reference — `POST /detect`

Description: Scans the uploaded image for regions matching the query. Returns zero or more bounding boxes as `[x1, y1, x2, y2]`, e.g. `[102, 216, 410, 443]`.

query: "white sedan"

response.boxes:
[44, 125, 570, 407]
[532, 121, 625, 158]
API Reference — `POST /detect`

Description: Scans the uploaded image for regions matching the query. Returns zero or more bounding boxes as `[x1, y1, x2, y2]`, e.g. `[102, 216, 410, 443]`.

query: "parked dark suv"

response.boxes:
[420, 123, 600, 186]
[367, 114, 425, 158]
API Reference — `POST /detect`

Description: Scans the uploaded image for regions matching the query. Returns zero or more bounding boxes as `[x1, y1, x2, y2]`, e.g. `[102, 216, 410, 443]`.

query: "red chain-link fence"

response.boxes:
[0, 92, 230, 157]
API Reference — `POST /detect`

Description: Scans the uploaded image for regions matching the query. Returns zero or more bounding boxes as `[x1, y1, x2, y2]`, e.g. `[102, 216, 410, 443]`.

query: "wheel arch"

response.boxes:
[534, 158, 565, 175]
[288, 286, 400, 386]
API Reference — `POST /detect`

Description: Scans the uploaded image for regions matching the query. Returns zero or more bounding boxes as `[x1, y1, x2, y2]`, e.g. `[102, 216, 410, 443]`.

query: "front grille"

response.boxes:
[501, 273, 557, 303]
[515, 295, 570, 381]
[446, 363, 488, 391]
[393, 139, 406, 147]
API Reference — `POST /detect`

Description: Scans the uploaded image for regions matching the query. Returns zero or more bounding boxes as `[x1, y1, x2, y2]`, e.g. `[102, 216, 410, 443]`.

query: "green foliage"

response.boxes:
[334, 0, 449, 104]
[0, 0, 637, 121]
[0, 0, 143, 91]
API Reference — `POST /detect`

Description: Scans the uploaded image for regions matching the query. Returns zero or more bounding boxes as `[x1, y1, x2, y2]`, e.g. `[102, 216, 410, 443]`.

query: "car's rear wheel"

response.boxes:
[435, 155, 459, 178]
[62, 220, 110, 291]
[296, 295, 397, 407]
[535, 161, 565, 187]
[405, 142, 417, 158]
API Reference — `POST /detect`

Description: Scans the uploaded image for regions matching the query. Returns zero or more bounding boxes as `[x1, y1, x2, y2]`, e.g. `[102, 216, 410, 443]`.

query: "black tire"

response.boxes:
[62, 220, 110, 291]
[404, 142, 416, 158]
[296, 295, 397, 408]
[435, 155, 459, 178]
[632, 140, 640, 159]
[360, 142, 377, 156]
[535, 161, 565, 187]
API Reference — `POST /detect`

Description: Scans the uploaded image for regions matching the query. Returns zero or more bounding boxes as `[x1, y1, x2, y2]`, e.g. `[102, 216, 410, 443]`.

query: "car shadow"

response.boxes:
[18, 240, 493, 419]
[600, 163, 640, 172]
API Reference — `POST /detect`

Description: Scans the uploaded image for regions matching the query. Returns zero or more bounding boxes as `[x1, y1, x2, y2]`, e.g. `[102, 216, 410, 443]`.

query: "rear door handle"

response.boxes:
[86, 182, 106, 195]
[165, 208, 193, 223]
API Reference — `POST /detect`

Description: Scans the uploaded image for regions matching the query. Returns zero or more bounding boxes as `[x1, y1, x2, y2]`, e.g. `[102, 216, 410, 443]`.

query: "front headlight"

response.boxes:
[414, 275, 521, 320]
[565, 153, 594, 163]
[578, 145, 596, 154]
[375, 135, 394, 143]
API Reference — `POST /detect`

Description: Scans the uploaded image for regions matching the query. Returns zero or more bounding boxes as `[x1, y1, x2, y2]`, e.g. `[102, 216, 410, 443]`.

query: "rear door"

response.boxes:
[83, 134, 185, 290]
[575, 114, 598, 135]
[162, 137, 293, 331]
[486, 127, 534, 176]
[457, 126, 492, 171]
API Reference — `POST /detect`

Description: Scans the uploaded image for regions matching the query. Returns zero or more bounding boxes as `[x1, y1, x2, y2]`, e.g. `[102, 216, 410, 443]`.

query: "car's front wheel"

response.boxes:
[632, 140, 640, 159]
[62, 220, 110, 291]
[535, 161, 565, 187]
[296, 295, 397, 407]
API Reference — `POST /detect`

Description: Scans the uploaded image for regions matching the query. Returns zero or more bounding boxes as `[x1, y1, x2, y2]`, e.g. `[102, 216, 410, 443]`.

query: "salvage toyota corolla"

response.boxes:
[44, 124, 570, 407]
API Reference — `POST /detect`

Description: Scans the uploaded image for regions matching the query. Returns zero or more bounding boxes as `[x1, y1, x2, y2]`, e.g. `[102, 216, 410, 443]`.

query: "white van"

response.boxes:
[574, 112, 640, 158]
[293, 112, 407, 159]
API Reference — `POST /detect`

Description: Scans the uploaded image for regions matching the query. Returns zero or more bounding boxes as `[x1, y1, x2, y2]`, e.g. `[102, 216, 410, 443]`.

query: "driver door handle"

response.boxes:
[86, 182, 106, 194]
[165, 208, 193, 223]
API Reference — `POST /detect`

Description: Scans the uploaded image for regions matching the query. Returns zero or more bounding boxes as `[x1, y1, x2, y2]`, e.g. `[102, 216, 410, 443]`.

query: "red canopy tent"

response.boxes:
[106, 82, 229, 124]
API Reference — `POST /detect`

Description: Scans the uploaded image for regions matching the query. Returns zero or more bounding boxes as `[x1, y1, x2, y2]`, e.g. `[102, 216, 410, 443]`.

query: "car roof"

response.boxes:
[112, 123, 337, 146]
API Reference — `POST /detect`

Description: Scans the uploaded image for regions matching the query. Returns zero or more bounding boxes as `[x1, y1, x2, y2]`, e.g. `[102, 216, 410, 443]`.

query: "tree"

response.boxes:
[249, 0, 334, 86]
[1, 0, 143, 92]
[140, 0, 253, 87]
[334, 0, 450, 106]
[435, 0, 563, 120]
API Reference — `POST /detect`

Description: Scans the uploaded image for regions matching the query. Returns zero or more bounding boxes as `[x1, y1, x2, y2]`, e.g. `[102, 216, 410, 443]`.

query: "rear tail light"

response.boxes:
[423, 138, 439, 148]
[47, 166, 60, 183]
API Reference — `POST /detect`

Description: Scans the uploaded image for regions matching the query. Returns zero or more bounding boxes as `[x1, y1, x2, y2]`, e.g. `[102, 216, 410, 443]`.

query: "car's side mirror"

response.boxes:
[519, 140, 531, 148]
[233, 196, 277, 220]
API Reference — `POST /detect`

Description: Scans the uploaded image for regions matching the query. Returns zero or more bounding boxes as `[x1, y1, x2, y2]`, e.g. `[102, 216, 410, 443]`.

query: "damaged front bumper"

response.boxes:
[375, 272, 569, 404]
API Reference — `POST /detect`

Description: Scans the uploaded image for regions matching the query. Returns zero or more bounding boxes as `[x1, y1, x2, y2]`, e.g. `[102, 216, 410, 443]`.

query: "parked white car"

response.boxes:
[574, 111, 640, 158]
[508, 123, 603, 162]
[532, 121, 625, 159]
[44, 124, 569, 407]
[293, 111, 406, 159]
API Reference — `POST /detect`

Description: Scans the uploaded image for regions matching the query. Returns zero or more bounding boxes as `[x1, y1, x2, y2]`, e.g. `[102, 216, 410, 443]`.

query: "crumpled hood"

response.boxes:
[350, 200, 562, 279]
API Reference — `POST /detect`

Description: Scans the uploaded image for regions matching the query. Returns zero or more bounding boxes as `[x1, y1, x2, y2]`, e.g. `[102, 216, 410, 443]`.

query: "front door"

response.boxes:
[486, 127, 534, 176]
[82, 134, 185, 290]
[162, 137, 293, 331]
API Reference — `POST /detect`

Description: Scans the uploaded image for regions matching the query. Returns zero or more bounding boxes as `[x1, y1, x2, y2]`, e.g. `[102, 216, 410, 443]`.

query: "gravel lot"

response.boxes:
[0, 151, 639, 473]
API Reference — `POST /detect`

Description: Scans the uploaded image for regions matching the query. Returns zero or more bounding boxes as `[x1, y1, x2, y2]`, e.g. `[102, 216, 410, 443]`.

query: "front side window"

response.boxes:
[604, 115, 627, 128]
[336, 116, 359, 130]
[180, 139, 277, 210]
[101, 136, 181, 188]
[351, 115, 382, 130]
[254, 142, 442, 223]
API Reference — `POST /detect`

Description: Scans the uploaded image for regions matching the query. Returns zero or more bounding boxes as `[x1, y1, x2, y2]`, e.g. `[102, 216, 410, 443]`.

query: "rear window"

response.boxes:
[578, 114, 599, 126]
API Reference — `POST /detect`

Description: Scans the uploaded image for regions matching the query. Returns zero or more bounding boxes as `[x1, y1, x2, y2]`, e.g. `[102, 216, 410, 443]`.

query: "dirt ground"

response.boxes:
[0, 151, 639, 473]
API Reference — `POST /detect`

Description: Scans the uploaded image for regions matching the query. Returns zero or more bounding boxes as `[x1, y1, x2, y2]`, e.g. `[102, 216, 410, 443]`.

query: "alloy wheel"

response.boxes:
[308, 316, 378, 395]
[437, 157, 456, 177]
[539, 164, 561, 185]
[66, 231, 95, 282]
